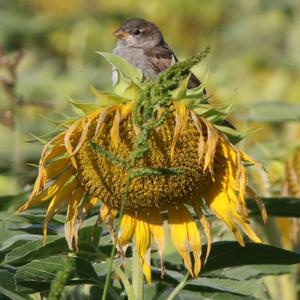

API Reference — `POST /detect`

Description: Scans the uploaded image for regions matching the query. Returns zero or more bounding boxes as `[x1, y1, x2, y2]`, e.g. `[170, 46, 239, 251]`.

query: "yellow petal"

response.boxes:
[18, 168, 74, 212]
[170, 103, 188, 160]
[203, 119, 218, 175]
[168, 205, 201, 277]
[118, 211, 136, 247]
[247, 186, 268, 223]
[65, 187, 86, 250]
[100, 204, 118, 223]
[192, 198, 211, 265]
[207, 190, 245, 246]
[190, 112, 205, 164]
[42, 133, 65, 162]
[27, 135, 65, 201]
[148, 210, 164, 259]
[111, 108, 121, 149]
[110, 103, 133, 149]
[94, 108, 111, 138]
[71, 118, 92, 155]
[83, 196, 99, 213]
[146, 209, 165, 273]
[120, 102, 133, 118]
[43, 178, 79, 241]
[64, 120, 81, 168]
[135, 212, 152, 283]
[46, 158, 70, 179]
[43, 145, 66, 164]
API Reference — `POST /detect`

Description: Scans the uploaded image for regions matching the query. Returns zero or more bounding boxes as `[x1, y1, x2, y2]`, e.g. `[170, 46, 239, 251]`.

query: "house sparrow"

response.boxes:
[112, 18, 203, 90]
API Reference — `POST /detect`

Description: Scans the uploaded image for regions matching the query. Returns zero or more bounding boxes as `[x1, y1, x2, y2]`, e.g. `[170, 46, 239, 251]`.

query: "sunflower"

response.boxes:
[18, 50, 266, 283]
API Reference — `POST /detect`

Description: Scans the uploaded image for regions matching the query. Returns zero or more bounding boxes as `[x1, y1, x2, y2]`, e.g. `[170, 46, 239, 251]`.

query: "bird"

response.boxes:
[112, 18, 203, 90]
[112, 18, 236, 129]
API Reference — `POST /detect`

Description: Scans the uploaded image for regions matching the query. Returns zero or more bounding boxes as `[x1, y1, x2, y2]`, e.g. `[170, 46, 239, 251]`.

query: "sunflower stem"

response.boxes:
[114, 265, 136, 300]
[132, 243, 144, 300]
[101, 177, 131, 300]
[166, 272, 190, 300]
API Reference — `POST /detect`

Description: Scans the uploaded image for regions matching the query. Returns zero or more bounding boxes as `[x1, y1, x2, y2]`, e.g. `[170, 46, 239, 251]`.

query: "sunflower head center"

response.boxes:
[75, 107, 210, 210]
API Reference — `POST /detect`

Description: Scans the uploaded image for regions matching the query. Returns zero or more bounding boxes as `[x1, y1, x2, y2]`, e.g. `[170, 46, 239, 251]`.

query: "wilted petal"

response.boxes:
[135, 212, 152, 283]
[168, 205, 201, 277]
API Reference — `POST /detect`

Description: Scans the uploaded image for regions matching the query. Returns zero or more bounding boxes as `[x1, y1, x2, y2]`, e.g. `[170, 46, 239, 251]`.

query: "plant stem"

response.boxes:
[114, 265, 136, 300]
[101, 177, 131, 300]
[132, 243, 144, 300]
[166, 272, 189, 300]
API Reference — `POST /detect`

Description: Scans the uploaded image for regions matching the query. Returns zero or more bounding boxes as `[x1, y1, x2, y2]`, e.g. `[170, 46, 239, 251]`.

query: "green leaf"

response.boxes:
[69, 97, 101, 114]
[205, 264, 294, 281]
[2, 225, 103, 266]
[90, 84, 127, 106]
[193, 103, 234, 123]
[171, 74, 190, 100]
[2, 236, 66, 266]
[247, 197, 300, 217]
[185, 277, 266, 298]
[0, 192, 28, 211]
[215, 124, 246, 144]
[244, 101, 300, 122]
[97, 51, 143, 84]
[0, 236, 39, 262]
[152, 269, 267, 299]
[179, 290, 264, 300]
[0, 269, 33, 300]
[14, 255, 100, 293]
[201, 242, 300, 273]
[113, 77, 141, 100]
[15, 255, 121, 299]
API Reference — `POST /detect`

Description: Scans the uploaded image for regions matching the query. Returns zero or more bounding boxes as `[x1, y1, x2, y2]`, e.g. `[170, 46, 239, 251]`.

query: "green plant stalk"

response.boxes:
[48, 258, 71, 300]
[101, 177, 131, 300]
[166, 272, 189, 300]
[132, 244, 144, 300]
[114, 265, 136, 300]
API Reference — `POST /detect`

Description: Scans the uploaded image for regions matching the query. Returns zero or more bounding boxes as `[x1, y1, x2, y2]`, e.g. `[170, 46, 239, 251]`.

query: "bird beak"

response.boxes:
[113, 29, 128, 40]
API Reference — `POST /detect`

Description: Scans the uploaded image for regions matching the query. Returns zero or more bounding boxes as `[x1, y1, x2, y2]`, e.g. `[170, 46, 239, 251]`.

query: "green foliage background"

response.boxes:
[0, 0, 299, 299]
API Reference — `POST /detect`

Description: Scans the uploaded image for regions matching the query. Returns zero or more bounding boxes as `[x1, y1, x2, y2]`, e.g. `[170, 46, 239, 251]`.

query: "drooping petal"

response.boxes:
[118, 211, 136, 248]
[247, 186, 267, 223]
[64, 120, 82, 168]
[94, 107, 110, 138]
[208, 191, 245, 245]
[64, 187, 86, 250]
[18, 168, 75, 212]
[71, 118, 93, 156]
[192, 198, 211, 264]
[83, 196, 99, 214]
[190, 111, 205, 164]
[170, 102, 188, 160]
[43, 178, 80, 241]
[28, 134, 66, 200]
[111, 103, 133, 149]
[168, 205, 201, 277]
[135, 212, 152, 283]
[111, 108, 121, 149]
[43, 144, 66, 163]
[202, 118, 218, 176]
[46, 158, 71, 179]
[145, 209, 165, 273]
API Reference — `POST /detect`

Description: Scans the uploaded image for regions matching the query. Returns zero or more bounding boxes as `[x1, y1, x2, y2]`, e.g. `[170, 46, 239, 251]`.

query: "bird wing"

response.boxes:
[144, 44, 173, 74]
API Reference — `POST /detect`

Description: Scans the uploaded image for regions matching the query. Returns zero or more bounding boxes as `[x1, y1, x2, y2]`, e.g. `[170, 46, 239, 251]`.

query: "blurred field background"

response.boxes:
[0, 0, 300, 299]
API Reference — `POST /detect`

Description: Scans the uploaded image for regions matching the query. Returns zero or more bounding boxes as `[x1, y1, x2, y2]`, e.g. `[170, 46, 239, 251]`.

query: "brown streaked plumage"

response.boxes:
[112, 18, 204, 90]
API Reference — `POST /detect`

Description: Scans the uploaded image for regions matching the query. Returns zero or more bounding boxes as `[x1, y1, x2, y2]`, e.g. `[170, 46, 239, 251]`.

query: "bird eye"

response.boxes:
[133, 29, 141, 35]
